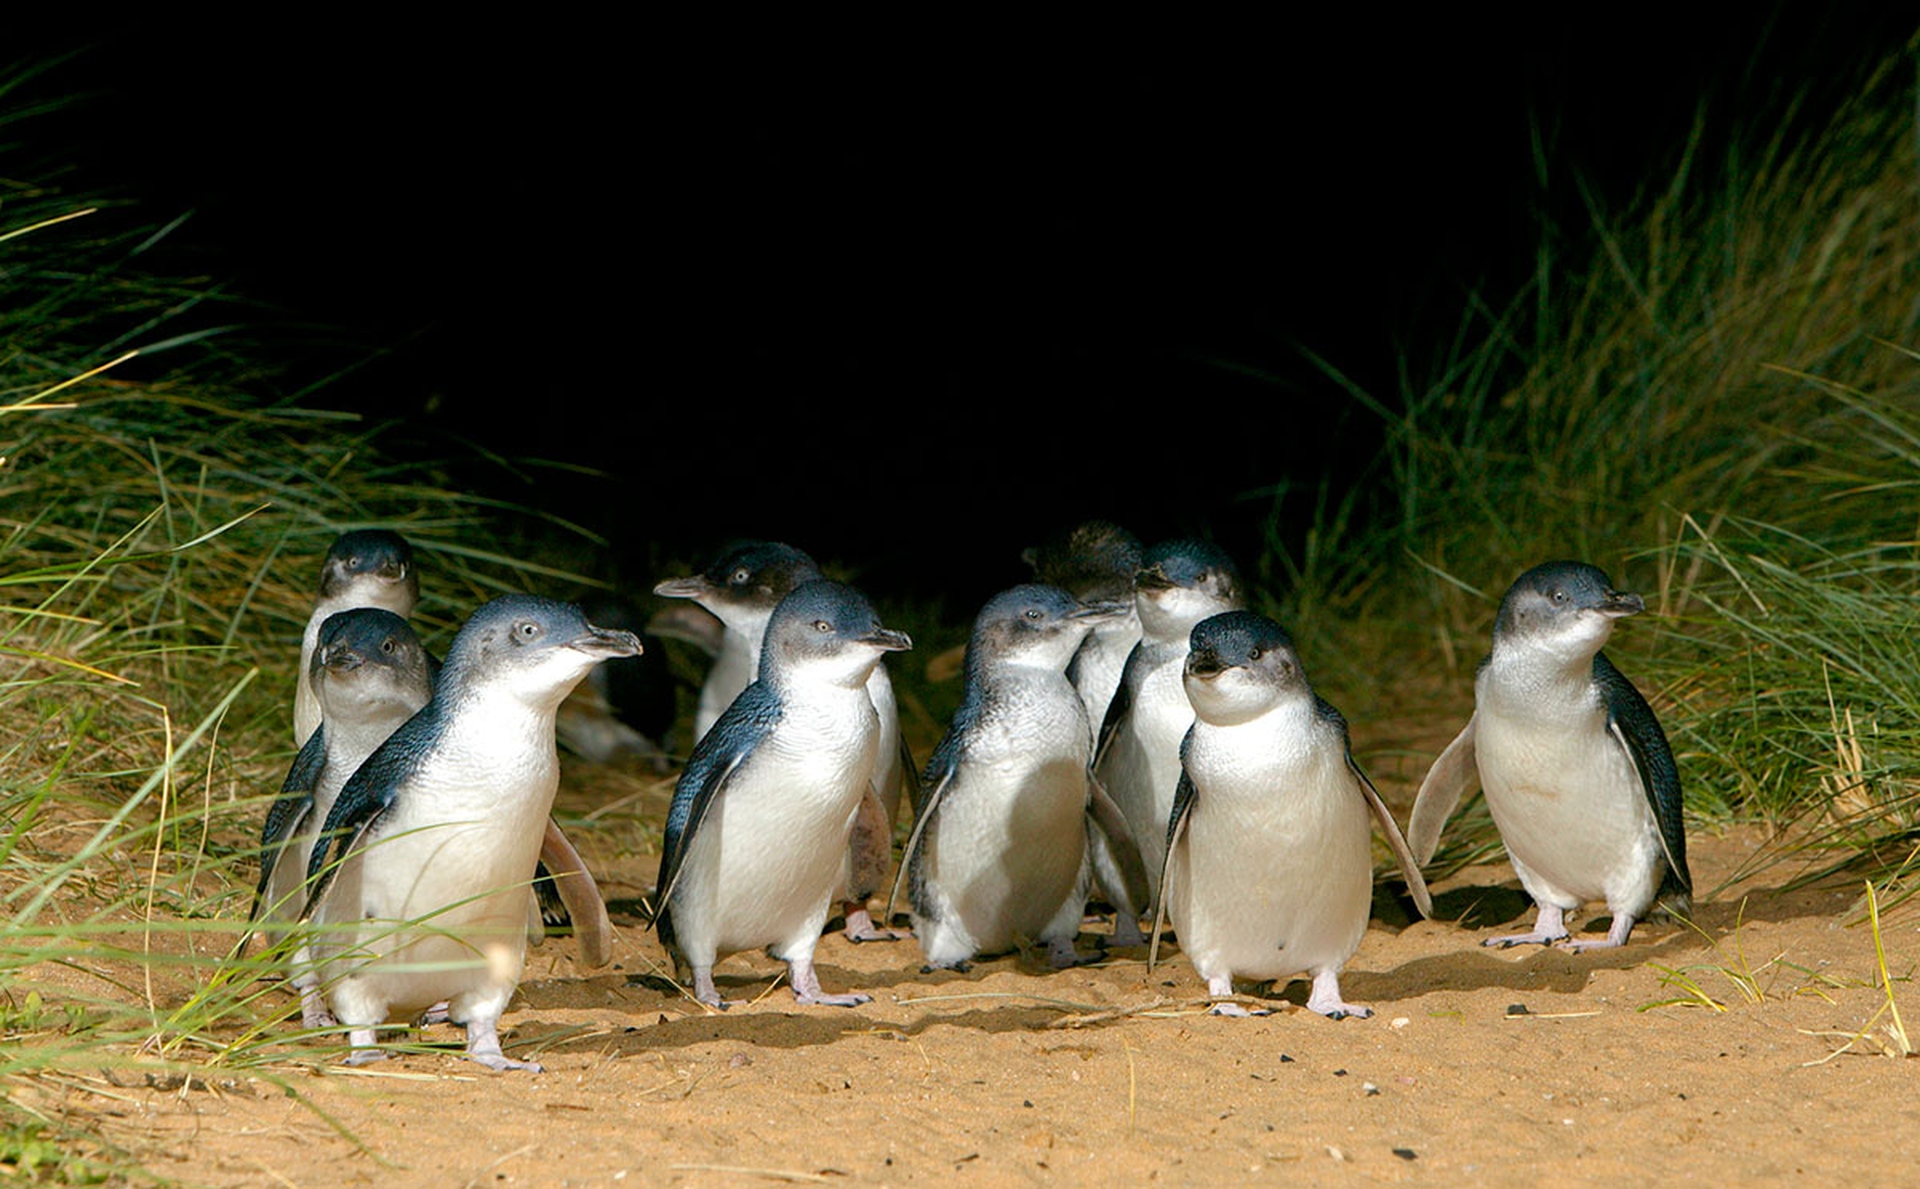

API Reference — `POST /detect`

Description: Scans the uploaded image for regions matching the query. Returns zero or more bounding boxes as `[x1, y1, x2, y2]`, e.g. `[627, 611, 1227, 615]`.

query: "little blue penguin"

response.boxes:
[654, 541, 912, 942]
[294, 530, 421, 746]
[1095, 538, 1245, 906]
[648, 580, 911, 1009]
[892, 584, 1146, 971]
[1154, 612, 1431, 1018]
[300, 595, 640, 1070]
[1024, 520, 1146, 730]
[256, 608, 432, 1028]
[1407, 561, 1691, 950]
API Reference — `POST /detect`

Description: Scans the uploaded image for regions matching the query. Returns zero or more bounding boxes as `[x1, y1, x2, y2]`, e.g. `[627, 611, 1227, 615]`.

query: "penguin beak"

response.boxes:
[1186, 650, 1228, 680]
[573, 626, 644, 659]
[1134, 564, 1176, 594]
[1598, 590, 1646, 618]
[320, 645, 364, 673]
[652, 576, 711, 600]
[1070, 599, 1130, 623]
[861, 627, 913, 653]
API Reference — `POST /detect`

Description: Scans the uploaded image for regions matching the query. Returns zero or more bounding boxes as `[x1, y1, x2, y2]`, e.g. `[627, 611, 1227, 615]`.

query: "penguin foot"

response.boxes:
[921, 960, 972, 974]
[464, 1017, 543, 1073]
[1481, 932, 1569, 949]
[691, 968, 733, 1010]
[297, 985, 337, 1031]
[1045, 937, 1103, 969]
[1484, 903, 1570, 949]
[1305, 970, 1371, 1019]
[1561, 912, 1636, 952]
[1108, 917, 1148, 948]
[343, 1047, 389, 1067]
[841, 908, 909, 943]
[788, 957, 870, 1008]
[420, 1001, 451, 1026]
[1207, 1002, 1271, 1018]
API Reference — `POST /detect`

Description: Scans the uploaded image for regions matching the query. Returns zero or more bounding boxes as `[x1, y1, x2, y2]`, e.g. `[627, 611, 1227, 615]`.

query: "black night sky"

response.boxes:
[16, 10, 1910, 604]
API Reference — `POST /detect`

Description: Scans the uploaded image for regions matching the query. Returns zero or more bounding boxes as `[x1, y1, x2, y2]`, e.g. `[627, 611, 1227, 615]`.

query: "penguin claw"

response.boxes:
[921, 960, 972, 974]
[343, 1048, 389, 1067]
[795, 991, 872, 1008]
[1207, 1002, 1269, 1018]
[1480, 932, 1568, 949]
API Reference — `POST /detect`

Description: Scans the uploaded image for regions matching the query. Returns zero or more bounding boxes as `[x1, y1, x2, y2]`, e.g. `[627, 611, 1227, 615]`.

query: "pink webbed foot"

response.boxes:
[1205, 974, 1272, 1017]
[1561, 912, 1637, 952]
[1304, 969, 1370, 1020]
[789, 957, 870, 1007]
[1482, 902, 1571, 949]
[464, 1016, 543, 1073]
[841, 905, 908, 943]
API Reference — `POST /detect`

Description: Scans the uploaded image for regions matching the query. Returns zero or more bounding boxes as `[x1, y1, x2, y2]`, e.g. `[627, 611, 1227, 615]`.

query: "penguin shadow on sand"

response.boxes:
[1340, 876, 1707, 1004]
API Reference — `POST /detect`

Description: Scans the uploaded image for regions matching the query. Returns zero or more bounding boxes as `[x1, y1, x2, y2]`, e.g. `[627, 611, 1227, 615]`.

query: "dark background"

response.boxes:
[16, 10, 1911, 604]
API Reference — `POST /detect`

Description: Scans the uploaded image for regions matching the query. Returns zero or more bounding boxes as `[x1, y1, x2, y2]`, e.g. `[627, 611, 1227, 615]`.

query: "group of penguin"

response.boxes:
[246, 521, 1693, 1072]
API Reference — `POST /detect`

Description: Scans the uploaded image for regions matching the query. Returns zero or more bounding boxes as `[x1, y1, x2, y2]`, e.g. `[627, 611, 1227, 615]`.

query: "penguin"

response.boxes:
[1094, 538, 1246, 905]
[555, 594, 676, 770]
[1023, 520, 1145, 730]
[293, 530, 420, 746]
[654, 541, 912, 941]
[255, 608, 432, 1028]
[1407, 561, 1691, 950]
[893, 584, 1147, 970]
[648, 580, 911, 1009]
[1025, 521, 1151, 944]
[1153, 611, 1432, 1018]
[300, 596, 640, 1070]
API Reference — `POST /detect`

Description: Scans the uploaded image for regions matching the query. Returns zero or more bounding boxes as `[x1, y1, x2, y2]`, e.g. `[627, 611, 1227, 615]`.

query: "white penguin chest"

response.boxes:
[1473, 669, 1657, 902]
[683, 688, 879, 956]
[1172, 710, 1371, 982]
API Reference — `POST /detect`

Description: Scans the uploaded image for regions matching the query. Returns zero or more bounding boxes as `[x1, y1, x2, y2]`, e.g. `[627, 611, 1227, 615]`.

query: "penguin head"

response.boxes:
[1183, 611, 1307, 726]
[761, 580, 911, 689]
[1492, 560, 1645, 662]
[653, 541, 823, 634]
[317, 529, 420, 612]
[1022, 521, 1145, 603]
[443, 595, 643, 709]
[312, 607, 433, 721]
[967, 583, 1128, 677]
[1134, 539, 1245, 640]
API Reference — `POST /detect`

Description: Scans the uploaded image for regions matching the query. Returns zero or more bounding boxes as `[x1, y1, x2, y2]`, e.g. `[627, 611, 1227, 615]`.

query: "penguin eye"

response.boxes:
[731, 567, 752, 585]
[1550, 589, 1569, 604]
[813, 619, 832, 633]
[1024, 607, 1043, 621]
[381, 639, 397, 655]
[1247, 648, 1263, 662]
[515, 620, 542, 642]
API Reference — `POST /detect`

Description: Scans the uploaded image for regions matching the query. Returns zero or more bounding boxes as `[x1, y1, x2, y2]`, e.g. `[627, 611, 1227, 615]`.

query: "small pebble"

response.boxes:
[1392, 1149, 1417, 1161]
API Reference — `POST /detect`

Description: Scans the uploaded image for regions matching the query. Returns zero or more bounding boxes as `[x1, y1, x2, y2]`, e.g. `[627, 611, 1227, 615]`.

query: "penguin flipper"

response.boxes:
[887, 742, 959, 926]
[1146, 759, 1197, 973]
[250, 728, 328, 926]
[1092, 641, 1144, 768]
[1086, 771, 1150, 917]
[538, 819, 614, 970]
[649, 685, 778, 938]
[1595, 653, 1692, 901]
[1348, 754, 1434, 920]
[1407, 715, 1477, 866]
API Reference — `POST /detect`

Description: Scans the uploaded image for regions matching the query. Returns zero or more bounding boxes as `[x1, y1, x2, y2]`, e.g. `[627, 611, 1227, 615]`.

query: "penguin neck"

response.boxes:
[1484, 635, 1607, 708]
[768, 655, 882, 700]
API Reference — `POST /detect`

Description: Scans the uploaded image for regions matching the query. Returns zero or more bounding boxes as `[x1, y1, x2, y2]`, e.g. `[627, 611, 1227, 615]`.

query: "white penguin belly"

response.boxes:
[1474, 691, 1662, 914]
[315, 728, 558, 1023]
[1170, 721, 1371, 984]
[676, 697, 878, 961]
[695, 634, 759, 742]
[1073, 616, 1141, 731]
[926, 753, 1089, 953]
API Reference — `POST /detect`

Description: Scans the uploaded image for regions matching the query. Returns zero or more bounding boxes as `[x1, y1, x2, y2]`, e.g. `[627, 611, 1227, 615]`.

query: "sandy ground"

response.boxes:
[31, 764, 1920, 1189]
